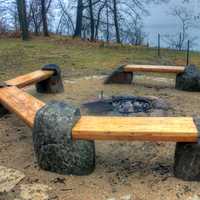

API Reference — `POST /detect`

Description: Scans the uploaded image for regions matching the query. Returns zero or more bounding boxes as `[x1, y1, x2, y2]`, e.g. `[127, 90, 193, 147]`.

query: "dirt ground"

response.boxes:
[1, 74, 200, 200]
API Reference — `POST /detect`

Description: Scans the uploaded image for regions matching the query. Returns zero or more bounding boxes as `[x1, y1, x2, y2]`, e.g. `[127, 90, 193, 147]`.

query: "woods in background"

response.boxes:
[0, 0, 197, 49]
[0, 0, 51, 40]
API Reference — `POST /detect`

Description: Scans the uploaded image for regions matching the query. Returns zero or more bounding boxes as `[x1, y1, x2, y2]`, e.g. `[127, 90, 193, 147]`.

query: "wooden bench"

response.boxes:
[124, 64, 185, 74]
[73, 116, 198, 142]
[0, 86, 198, 142]
[0, 68, 200, 180]
[5, 70, 54, 88]
[4, 64, 64, 94]
[0, 64, 64, 117]
[0, 86, 45, 127]
[104, 64, 187, 86]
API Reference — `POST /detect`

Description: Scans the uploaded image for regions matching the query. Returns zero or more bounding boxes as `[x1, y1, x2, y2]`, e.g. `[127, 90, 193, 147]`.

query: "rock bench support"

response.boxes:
[36, 64, 64, 94]
[174, 118, 200, 181]
[105, 64, 200, 91]
[33, 101, 95, 175]
[175, 65, 200, 91]
[104, 65, 133, 84]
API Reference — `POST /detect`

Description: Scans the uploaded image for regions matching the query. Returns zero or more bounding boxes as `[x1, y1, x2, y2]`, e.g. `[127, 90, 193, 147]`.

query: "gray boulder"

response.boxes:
[174, 118, 200, 181]
[36, 64, 64, 94]
[176, 65, 200, 91]
[33, 101, 95, 175]
[104, 65, 133, 84]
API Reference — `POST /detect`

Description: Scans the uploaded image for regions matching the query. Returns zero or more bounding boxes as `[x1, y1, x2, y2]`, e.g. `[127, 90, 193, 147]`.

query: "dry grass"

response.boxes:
[0, 35, 200, 81]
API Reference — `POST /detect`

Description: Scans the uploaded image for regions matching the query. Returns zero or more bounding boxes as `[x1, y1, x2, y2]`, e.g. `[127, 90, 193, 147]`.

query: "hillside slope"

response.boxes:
[0, 36, 200, 80]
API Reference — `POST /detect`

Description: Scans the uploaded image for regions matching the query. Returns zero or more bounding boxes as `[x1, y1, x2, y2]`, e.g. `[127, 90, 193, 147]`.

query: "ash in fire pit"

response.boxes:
[82, 95, 170, 116]
[112, 96, 152, 114]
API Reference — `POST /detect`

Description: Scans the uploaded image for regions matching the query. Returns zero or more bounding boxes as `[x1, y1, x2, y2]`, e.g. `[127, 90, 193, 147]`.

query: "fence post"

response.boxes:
[186, 40, 190, 66]
[158, 33, 161, 57]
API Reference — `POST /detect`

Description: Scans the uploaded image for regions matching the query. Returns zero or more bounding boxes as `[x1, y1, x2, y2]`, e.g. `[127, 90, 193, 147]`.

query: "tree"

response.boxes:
[71, 0, 169, 43]
[29, 0, 42, 35]
[88, 0, 95, 41]
[172, 6, 193, 50]
[27, 0, 52, 36]
[41, 0, 49, 36]
[105, 1, 110, 42]
[56, 0, 74, 35]
[73, 0, 102, 40]
[74, 0, 84, 38]
[16, 0, 29, 40]
[164, 6, 196, 50]
[94, 0, 107, 40]
[122, 15, 146, 45]
[0, 0, 170, 44]
[112, 0, 120, 43]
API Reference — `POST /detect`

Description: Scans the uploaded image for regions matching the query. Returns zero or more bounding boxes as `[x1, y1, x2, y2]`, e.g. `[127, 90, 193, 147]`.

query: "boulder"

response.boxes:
[176, 65, 200, 91]
[104, 65, 133, 84]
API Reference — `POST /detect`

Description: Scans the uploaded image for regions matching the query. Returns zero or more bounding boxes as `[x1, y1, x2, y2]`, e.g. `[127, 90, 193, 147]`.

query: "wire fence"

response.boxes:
[156, 33, 191, 66]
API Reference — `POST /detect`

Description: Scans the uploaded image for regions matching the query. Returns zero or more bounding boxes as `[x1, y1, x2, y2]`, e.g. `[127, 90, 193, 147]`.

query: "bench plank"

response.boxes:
[5, 70, 54, 88]
[73, 116, 198, 142]
[0, 86, 45, 127]
[124, 65, 185, 74]
[0, 86, 198, 142]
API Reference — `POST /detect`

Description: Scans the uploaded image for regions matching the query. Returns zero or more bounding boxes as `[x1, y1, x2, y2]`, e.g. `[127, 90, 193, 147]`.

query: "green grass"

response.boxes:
[0, 36, 200, 81]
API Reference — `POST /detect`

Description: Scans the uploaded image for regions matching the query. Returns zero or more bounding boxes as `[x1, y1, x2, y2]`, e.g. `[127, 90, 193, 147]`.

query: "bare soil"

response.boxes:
[1, 74, 200, 200]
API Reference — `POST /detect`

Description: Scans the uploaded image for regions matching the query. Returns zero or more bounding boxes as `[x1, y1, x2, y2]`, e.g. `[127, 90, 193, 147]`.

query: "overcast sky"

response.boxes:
[145, 0, 197, 27]
[143, 0, 200, 49]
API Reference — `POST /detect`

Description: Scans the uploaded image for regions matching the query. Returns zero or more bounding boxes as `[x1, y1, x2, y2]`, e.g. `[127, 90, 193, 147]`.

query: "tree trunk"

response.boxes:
[74, 0, 83, 38]
[89, 0, 95, 41]
[106, 3, 109, 42]
[16, 0, 29, 40]
[34, 25, 39, 36]
[95, 12, 100, 39]
[41, 0, 49, 36]
[95, 1, 106, 40]
[113, 0, 120, 43]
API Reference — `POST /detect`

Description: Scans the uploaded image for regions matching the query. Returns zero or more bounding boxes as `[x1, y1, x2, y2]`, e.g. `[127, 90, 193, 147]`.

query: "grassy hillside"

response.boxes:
[0, 36, 200, 81]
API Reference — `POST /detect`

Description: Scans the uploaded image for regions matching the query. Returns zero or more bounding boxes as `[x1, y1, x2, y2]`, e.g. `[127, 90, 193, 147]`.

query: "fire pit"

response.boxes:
[112, 96, 152, 114]
[82, 95, 169, 116]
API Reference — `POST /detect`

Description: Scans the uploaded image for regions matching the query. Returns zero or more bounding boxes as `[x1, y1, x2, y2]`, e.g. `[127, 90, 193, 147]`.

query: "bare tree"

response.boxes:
[112, 0, 120, 43]
[41, 0, 49, 36]
[94, 0, 106, 39]
[74, 0, 84, 38]
[164, 6, 196, 50]
[27, 0, 52, 36]
[122, 15, 146, 45]
[16, 0, 29, 40]
[71, 0, 170, 43]
[29, 0, 42, 35]
[74, 0, 101, 40]
[88, 0, 95, 40]
[0, 0, 170, 44]
[105, 1, 110, 42]
[56, 0, 74, 35]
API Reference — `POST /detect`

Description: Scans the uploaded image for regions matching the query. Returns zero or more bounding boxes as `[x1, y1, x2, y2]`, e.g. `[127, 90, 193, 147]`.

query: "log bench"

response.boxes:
[0, 86, 198, 142]
[124, 64, 185, 74]
[0, 65, 200, 181]
[0, 64, 64, 117]
[5, 69, 54, 88]
[105, 64, 200, 91]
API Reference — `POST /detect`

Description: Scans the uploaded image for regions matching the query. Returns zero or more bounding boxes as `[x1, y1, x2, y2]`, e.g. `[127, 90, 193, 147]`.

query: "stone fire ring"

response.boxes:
[82, 96, 170, 117]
